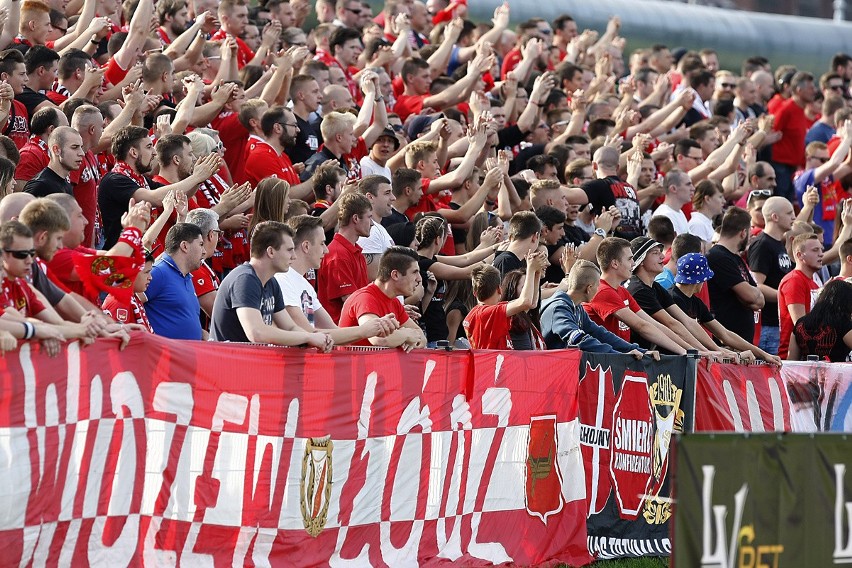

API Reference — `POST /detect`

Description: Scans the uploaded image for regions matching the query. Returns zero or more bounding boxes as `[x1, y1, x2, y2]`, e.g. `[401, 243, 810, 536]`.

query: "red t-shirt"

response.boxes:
[339, 283, 409, 346]
[4, 100, 30, 149]
[69, 151, 100, 247]
[393, 93, 427, 123]
[777, 268, 820, 359]
[102, 293, 153, 332]
[47, 246, 99, 304]
[584, 279, 641, 342]
[404, 179, 455, 256]
[210, 30, 254, 69]
[500, 48, 522, 80]
[0, 277, 45, 317]
[15, 137, 48, 181]
[244, 136, 300, 187]
[318, 233, 369, 324]
[211, 111, 249, 184]
[192, 262, 219, 297]
[464, 302, 512, 349]
[771, 98, 815, 167]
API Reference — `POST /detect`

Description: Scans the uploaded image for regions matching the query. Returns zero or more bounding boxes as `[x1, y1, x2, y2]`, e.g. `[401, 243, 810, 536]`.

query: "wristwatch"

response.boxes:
[594, 228, 606, 238]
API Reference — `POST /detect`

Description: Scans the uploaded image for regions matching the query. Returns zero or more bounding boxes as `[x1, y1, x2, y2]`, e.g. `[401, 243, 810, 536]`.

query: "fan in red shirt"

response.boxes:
[327, 27, 364, 106]
[464, 254, 547, 350]
[0, 221, 47, 318]
[770, 71, 817, 200]
[584, 238, 688, 354]
[318, 192, 372, 323]
[211, 0, 281, 69]
[101, 0, 154, 88]
[778, 233, 824, 359]
[211, 95, 267, 185]
[393, 50, 491, 122]
[244, 107, 302, 187]
[338, 245, 426, 350]
[102, 255, 154, 332]
[0, 50, 31, 149]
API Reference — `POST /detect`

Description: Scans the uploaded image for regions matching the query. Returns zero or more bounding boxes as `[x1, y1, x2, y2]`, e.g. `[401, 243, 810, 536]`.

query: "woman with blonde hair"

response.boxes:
[248, 177, 292, 236]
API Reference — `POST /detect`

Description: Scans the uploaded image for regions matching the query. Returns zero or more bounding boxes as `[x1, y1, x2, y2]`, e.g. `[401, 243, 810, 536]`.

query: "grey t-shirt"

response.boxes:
[210, 263, 284, 342]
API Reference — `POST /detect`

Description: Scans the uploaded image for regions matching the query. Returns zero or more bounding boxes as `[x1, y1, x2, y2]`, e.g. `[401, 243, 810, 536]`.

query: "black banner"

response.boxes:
[673, 433, 852, 567]
[579, 353, 695, 559]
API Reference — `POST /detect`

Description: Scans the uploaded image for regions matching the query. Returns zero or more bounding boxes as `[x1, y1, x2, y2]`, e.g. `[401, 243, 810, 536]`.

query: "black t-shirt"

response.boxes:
[417, 255, 448, 342]
[706, 244, 757, 342]
[448, 202, 467, 248]
[16, 87, 49, 118]
[581, 176, 642, 240]
[31, 261, 65, 306]
[210, 262, 284, 342]
[23, 167, 72, 197]
[672, 286, 714, 324]
[446, 298, 468, 340]
[288, 114, 322, 164]
[98, 172, 163, 248]
[492, 250, 525, 279]
[563, 224, 590, 247]
[381, 208, 409, 230]
[793, 316, 852, 362]
[626, 276, 675, 350]
[497, 124, 525, 151]
[544, 243, 564, 284]
[747, 232, 791, 327]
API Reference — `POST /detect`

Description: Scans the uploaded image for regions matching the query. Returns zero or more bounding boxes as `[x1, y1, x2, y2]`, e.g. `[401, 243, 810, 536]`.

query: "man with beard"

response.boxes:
[144, 223, 207, 340]
[23, 126, 84, 197]
[98, 126, 220, 248]
[245, 106, 317, 200]
[706, 207, 765, 342]
[155, 0, 190, 46]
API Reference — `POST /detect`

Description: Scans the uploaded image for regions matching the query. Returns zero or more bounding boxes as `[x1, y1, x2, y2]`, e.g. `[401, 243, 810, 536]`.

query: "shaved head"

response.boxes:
[0, 193, 36, 222]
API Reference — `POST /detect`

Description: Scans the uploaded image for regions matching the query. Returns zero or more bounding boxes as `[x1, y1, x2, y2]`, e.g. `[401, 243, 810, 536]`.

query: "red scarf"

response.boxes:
[112, 161, 150, 190]
[130, 294, 153, 332]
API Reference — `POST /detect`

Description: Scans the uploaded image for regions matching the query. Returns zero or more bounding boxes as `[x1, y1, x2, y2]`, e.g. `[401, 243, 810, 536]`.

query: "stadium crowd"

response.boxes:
[0, 0, 850, 362]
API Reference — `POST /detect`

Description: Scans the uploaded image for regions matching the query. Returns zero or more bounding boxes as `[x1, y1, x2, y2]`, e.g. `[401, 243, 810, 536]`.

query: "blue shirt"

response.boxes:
[805, 121, 835, 145]
[145, 253, 202, 340]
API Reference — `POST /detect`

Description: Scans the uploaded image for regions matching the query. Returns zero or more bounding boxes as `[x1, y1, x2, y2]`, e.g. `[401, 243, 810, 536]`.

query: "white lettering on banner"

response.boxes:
[587, 536, 671, 559]
[6, 350, 586, 566]
[580, 425, 610, 448]
[87, 372, 145, 566]
[834, 464, 852, 563]
[701, 465, 748, 568]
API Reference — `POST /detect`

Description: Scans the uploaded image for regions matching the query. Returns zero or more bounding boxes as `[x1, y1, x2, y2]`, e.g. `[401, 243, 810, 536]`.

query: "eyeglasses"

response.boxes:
[211, 229, 224, 236]
[686, 154, 704, 161]
[214, 141, 225, 151]
[720, 83, 736, 89]
[3, 249, 36, 259]
[279, 122, 298, 128]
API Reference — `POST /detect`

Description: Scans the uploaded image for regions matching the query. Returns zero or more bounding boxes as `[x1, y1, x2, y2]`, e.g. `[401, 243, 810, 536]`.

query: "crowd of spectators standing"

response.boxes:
[0, 0, 850, 363]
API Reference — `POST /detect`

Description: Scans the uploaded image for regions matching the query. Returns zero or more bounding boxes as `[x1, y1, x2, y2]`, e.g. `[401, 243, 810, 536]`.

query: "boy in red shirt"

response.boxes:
[463, 251, 547, 350]
[778, 233, 823, 359]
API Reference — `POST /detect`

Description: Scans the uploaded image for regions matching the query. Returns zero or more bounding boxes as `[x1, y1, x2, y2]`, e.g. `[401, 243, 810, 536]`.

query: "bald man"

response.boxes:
[23, 126, 85, 198]
[0, 192, 35, 222]
[322, 85, 356, 114]
[747, 196, 795, 354]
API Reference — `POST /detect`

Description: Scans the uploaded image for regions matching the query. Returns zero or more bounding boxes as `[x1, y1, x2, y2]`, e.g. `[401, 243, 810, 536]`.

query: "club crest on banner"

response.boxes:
[300, 436, 333, 537]
[525, 415, 564, 523]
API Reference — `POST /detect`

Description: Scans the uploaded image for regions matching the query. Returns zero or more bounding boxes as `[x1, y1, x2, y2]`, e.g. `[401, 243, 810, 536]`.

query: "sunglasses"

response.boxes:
[828, 85, 845, 91]
[3, 249, 36, 259]
[345, 7, 362, 14]
[809, 155, 830, 164]
[749, 189, 773, 198]
[720, 83, 736, 89]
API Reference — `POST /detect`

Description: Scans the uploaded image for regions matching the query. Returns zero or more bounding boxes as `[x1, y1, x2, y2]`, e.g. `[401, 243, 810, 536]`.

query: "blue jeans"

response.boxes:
[759, 325, 780, 355]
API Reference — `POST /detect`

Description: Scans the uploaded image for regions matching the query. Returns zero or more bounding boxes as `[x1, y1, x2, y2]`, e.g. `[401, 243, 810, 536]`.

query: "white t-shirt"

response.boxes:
[360, 156, 392, 180]
[357, 220, 395, 254]
[687, 211, 714, 242]
[275, 269, 322, 326]
[652, 203, 688, 235]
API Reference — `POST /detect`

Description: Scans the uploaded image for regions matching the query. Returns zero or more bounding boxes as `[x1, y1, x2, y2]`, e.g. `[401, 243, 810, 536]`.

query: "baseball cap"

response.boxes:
[675, 253, 715, 284]
[405, 113, 443, 140]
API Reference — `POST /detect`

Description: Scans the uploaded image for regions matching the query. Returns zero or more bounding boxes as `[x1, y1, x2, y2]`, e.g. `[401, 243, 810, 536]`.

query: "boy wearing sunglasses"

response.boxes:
[0, 221, 47, 318]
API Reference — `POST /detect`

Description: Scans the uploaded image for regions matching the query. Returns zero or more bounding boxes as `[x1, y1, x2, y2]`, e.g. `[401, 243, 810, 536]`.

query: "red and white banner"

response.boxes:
[695, 362, 793, 432]
[0, 334, 592, 567]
